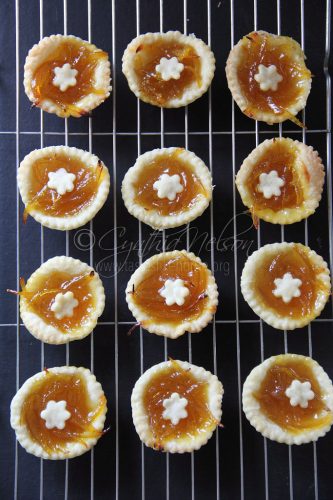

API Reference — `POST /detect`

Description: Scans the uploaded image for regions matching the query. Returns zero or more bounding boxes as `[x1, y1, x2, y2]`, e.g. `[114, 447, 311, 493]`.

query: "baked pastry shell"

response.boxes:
[20, 256, 105, 344]
[126, 250, 218, 339]
[18, 145, 110, 231]
[24, 34, 112, 118]
[10, 366, 107, 459]
[236, 138, 325, 224]
[122, 31, 215, 108]
[241, 242, 331, 330]
[131, 360, 223, 453]
[121, 147, 212, 229]
[226, 31, 311, 124]
[243, 354, 333, 445]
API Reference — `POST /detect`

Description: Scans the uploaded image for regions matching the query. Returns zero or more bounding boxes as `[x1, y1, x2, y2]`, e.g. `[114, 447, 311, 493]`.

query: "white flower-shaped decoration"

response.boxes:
[273, 272, 302, 303]
[159, 278, 190, 306]
[52, 63, 78, 92]
[254, 64, 283, 91]
[162, 392, 188, 425]
[257, 170, 285, 199]
[40, 400, 71, 429]
[153, 173, 184, 201]
[155, 57, 184, 81]
[51, 291, 79, 319]
[47, 168, 76, 195]
[285, 380, 315, 408]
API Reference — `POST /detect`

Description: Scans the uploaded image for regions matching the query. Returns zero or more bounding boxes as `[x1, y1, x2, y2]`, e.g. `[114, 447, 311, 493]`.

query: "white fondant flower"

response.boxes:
[40, 400, 71, 429]
[153, 173, 184, 201]
[162, 392, 188, 425]
[51, 291, 79, 319]
[47, 168, 76, 195]
[53, 63, 78, 92]
[273, 272, 302, 303]
[285, 380, 315, 408]
[257, 170, 285, 199]
[254, 64, 283, 91]
[155, 57, 184, 81]
[159, 278, 190, 306]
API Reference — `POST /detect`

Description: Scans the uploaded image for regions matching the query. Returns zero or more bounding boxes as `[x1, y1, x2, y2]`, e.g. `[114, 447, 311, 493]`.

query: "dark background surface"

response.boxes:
[0, 0, 332, 499]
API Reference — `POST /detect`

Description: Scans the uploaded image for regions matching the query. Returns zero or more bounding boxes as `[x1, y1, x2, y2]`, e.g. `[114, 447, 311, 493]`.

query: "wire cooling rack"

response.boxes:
[0, 0, 332, 499]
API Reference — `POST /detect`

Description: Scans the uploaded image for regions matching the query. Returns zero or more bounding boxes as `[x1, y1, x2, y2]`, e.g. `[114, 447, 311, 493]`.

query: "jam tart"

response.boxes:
[241, 243, 331, 330]
[243, 354, 333, 445]
[236, 138, 325, 225]
[226, 31, 312, 125]
[18, 256, 105, 344]
[18, 146, 110, 230]
[11, 366, 107, 459]
[122, 31, 215, 108]
[126, 250, 218, 339]
[131, 359, 223, 453]
[24, 35, 111, 117]
[122, 147, 212, 229]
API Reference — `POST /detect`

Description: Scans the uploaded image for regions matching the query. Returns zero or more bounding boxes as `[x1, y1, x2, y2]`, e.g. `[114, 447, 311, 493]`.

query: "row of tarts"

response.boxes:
[9, 29, 333, 459]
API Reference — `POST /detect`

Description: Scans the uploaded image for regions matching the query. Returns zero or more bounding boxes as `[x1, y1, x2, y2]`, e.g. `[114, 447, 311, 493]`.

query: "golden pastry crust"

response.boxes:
[122, 31, 215, 108]
[226, 31, 311, 124]
[131, 360, 223, 453]
[125, 250, 218, 339]
[20, 256, 105, 344]
[236, 138, 325, 224]
[18, 146, 110, 230]
[241, 243, 331, 330]
[243, 354, 333, 445]
[121, 147, 212, 229]
[10, 366, 107, 459]
[24, 35, 111, 117]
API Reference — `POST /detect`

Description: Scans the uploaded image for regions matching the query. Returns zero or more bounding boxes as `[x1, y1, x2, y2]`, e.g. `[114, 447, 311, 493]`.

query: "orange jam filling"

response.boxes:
[21, 270, 95, 334]
[131, 254, 210, 325]
[133, 41, 201, 106]
[237, 32, 311, 123]
[24, 153, 105, 221]
[252, 244, 326, 319]
[254, 357, 332, 433]
[134, 150, 208, 216]
[20, 371, 106, 453]
[143, 361, 216, 448]
[31, 39, 108, 116]
[247, 139, 304, 212]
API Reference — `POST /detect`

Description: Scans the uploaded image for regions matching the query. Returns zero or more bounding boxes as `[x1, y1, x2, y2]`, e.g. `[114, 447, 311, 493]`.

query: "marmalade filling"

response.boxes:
[254, 356, 332, 433]
[133, 41, 202, 106]
[237, 32, 311, 124]
[131, 254, 210, 325]
[20, 270, 95, 334]
[252, 244, 327, 319]
[31, 39, 108, 116]
[247, 139, 304, 213]
[143, 361, 216, 448]
[20, 371, 106, 453]
[134, 149, 208, 216]
[24, 153, 105, 221]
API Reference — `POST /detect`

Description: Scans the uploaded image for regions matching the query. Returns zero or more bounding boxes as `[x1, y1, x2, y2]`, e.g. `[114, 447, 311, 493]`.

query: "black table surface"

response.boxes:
[0, 0, 332, 499]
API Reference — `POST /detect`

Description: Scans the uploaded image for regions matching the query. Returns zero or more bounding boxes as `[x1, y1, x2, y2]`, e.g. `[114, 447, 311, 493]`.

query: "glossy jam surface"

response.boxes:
[252, 245, 326, 319]
[246, 139, 304, 212]
[20, 371, 106, 453]
[134, 150, 208, 216]
[21, 270, 95, 333]
[143, 361, 216, 448]
[237, 32, 311, 122]
[31, 39, 108, 116]
[254, 357, 332, 433]
[24, 154, 104, 220]
[131, 254, 210, 325]
[133, 41, 201, 106]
